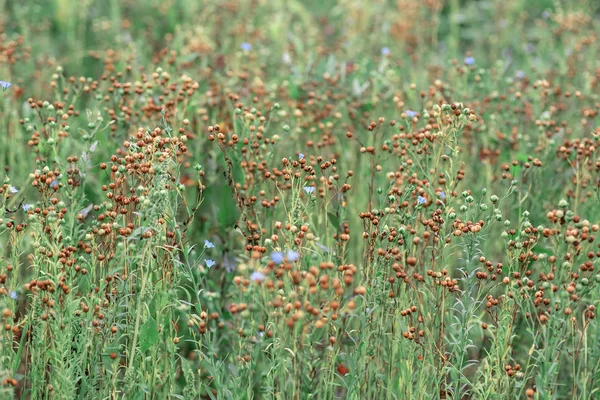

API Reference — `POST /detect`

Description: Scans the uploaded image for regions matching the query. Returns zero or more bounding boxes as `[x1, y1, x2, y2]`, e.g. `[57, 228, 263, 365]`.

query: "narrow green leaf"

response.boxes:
[327, 212, 340, 231]
[139, 317, 159, 352]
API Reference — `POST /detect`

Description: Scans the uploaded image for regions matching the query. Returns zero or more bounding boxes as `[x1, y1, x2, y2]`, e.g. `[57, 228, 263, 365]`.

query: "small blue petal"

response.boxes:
[303, 186, 315, 194]
[417, 196, 427, 205]
[271, 251, 284, 264]
[241, 42, 252, 51]
[250, 271, 266, 282]
[0, 81, 12, 90]
[286, 250, 300, 262]
[224, 253, 237, 273]
[205, 259, 216, 268]
[439, 191, 446, 200]
[299, 153, 305, 160]
[8, 185, 18, 193]
[316, 242, 329, 252]
[22, 204, 33, 211]
[464, 57, 475, 65]
[204, 239, 215, 249]
[381, 47, 390, 56]
[406, 110, 417, 118]
[10, 291, 17, 300]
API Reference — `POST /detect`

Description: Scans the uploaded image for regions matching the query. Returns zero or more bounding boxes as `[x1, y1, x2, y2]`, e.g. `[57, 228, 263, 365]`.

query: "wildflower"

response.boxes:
[299, 153, 305, 160]
[224, 254, 237, 273]
[316, 242, 329, 252]
[271, 250, 299, 264]
[439, 191, 446, 200]
[50, 180, 58, 187]
[205, 259, 216, 268]
[464, 57, 475, 65]
[516, 70, 525, 79]
[0, 81, 12, 90]
[204, 239, 215, 249]
[286, 249, 300, 262]
[271, 251, 284, 264]
[303, 186, 315, 194]
[10, 291, 17, 300]
[381, 47, 390, 56]
[250, 271, 266, 282]
[241, 42, 252, 52]
[79, 204, 94, 218]
[22, 204, 33, 212]
[417, 196, 427, 205]
[8, 185, 18, 193]
[332, 192, 345, 208]
[405, 110, 417, 118]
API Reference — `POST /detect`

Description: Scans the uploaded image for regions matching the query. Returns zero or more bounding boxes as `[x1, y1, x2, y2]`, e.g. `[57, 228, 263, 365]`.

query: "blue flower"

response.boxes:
[205, 259, 216, 268]
[332, 192, 345, 207]
[316, 242, 329, 252]
[250, 271, 266, 282]
[439, 191, 446, 200]
[241, 42, 252, 52]
[299, 153, 305, 160]
[8, 185, 18, 193]
[204, 239, 215, 249]
[0, 81, 12, 90]
[381, 47, 390, 56]
[224, 253, 237, 273]
[79, 204, 94, 218]
[464, 57, 475, 65]
[10, 291, 17, 300]
[50, 180, 58, 187]
[406, 110, 417, 118]
[271, 250, 300, 264]
[22, 204, 33, 211]
[286, 249, 300, 262]
[417, 196, 427, 205]
[303, 186, 315, 194]
[271, 251, 284, 264]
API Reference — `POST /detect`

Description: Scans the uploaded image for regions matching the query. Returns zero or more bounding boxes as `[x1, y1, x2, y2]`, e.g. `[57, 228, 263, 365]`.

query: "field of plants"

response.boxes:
[0, 0, 599, 398]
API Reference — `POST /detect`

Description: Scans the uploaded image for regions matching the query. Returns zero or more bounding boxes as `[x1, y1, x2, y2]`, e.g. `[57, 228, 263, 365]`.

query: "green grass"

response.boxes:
[1, 0, 600, 398]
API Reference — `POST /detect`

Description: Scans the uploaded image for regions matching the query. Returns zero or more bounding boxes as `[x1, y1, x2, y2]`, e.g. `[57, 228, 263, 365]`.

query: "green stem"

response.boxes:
[128, 258, 149, 372]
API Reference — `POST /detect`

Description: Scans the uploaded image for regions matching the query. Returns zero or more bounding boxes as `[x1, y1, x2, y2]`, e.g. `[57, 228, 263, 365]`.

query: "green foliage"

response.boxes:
[0, 0, 599, 399]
